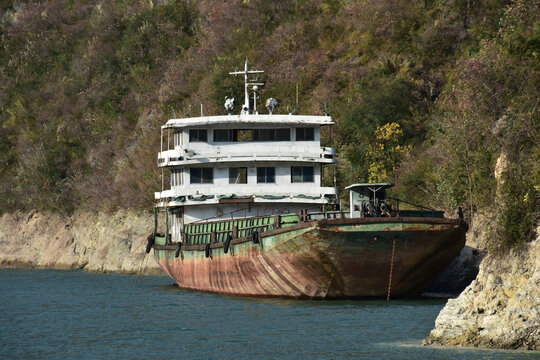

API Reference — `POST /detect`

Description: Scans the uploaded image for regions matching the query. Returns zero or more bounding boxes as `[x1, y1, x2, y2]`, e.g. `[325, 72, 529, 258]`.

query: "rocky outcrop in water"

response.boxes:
[0, 210, 162, 274]
[424, 227, 540, 350]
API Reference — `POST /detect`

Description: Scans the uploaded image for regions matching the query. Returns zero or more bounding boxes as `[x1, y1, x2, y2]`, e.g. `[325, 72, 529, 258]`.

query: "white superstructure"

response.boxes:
[154, 61, 338, 240]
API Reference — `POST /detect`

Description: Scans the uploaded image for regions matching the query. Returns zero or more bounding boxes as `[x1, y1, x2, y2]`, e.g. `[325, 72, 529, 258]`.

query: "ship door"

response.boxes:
[170, 208, 184, 243]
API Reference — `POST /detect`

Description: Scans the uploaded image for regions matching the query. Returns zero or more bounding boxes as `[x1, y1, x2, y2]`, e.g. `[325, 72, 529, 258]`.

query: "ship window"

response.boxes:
[190, 168, 213, 184]
[253, 128, 290, 141]
[253, 129, 269, 141]
[189, 129, 207, 142]
[214, 129, 236, 142]
[291, 166, 314, 183]
[229, 167, 247, 184]
[276, 128, 290, 140]
[257, 167, 275, 183]
[296, 127, 314, 141]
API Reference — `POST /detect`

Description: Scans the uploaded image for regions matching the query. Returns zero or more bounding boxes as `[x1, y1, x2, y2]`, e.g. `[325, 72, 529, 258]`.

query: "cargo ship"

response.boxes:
[146, 60, 467, 299]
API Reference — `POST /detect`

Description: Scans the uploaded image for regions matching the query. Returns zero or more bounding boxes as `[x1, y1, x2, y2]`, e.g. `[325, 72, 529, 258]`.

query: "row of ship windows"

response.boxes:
[171, 166, 314, 186]
[187, 127, 315, 143]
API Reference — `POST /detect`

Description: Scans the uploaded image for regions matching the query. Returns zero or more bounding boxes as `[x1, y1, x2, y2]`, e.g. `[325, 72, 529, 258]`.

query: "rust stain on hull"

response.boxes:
[154, 218, 467, 299]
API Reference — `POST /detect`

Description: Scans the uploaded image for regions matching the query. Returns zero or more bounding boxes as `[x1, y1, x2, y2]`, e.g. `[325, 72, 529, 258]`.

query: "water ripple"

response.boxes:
[0, 269, 536, 360]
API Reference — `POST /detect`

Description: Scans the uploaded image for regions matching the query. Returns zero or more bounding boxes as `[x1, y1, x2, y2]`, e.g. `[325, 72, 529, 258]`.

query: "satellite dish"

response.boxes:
[266, 98, 279, 114]
[224, 96, 237, 114]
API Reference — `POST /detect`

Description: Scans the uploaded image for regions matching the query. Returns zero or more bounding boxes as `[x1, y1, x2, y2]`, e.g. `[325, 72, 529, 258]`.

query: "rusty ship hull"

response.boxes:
[152, 217, 467, 299]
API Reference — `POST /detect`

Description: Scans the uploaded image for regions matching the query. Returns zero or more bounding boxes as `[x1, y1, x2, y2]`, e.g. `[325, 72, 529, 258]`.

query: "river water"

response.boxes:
[0, 269, 536, 359]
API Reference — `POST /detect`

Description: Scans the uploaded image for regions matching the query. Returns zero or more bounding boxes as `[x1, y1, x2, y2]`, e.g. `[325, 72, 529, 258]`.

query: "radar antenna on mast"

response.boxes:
[229, 59, 264, 115]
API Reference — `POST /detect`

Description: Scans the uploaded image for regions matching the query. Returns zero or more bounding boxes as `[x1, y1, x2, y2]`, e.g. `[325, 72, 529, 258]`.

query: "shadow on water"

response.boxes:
[158, 281, 448, 308]
[229, 294, 450, 308]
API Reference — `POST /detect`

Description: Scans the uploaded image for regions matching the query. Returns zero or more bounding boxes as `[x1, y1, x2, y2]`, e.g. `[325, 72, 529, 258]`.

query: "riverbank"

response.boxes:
[0, 210, 161, 274]
[424, 224, 539, 350]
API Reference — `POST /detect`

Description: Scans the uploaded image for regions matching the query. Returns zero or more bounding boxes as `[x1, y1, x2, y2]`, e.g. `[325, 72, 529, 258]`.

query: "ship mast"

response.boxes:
[229, 59, 264, 114]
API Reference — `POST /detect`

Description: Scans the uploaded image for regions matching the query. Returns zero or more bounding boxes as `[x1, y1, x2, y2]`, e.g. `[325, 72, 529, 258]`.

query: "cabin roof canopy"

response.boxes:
[163, 114, 334, 129]
[345, 183, 395, 192]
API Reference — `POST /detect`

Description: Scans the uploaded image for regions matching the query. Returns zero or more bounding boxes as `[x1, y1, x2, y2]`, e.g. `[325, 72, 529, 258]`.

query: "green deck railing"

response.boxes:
[183, 213, 301, 245]
[153, 206, 445, 247]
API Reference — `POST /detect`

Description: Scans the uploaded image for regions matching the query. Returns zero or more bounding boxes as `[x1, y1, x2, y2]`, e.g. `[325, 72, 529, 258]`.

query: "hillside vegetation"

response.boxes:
[1, 0, 538, 252]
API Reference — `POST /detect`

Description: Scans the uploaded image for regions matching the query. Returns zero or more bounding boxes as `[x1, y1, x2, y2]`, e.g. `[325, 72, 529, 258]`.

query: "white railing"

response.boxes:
[155, 185, 337, 202]
[158, 145, 336, 166]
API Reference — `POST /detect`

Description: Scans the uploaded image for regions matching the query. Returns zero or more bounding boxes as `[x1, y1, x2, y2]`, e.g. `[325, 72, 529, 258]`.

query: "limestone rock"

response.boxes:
[424, 230, 540, 350]
[0, 210, 162, 275]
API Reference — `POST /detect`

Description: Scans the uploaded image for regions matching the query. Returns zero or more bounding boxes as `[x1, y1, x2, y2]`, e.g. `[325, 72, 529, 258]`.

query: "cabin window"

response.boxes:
[189, 129, 207, 142]
[291, 166, 314, 183]
[190, 168, 213, 184]
[296, 127, 314, 141]
[253, 128, 290, 141]
[229, 167, 247, 184]
[214, 129, 236, 142]
[171, 169, 183, 186]
[257, 167, 275, 183]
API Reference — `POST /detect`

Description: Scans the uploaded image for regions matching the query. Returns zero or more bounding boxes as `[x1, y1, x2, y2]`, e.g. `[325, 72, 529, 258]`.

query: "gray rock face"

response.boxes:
[427, 245, 482, 295]
[0, 210, 162, 274]
[427, 212, 489, 295]
[424, 229, 540, 351]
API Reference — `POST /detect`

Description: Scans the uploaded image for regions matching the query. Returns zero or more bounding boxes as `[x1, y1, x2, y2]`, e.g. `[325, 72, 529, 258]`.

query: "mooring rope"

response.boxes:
[387, 238, 396, 301]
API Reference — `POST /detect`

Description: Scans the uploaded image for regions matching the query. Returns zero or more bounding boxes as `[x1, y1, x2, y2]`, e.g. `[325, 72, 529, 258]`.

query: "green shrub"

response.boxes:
[490, 170, 539, 253]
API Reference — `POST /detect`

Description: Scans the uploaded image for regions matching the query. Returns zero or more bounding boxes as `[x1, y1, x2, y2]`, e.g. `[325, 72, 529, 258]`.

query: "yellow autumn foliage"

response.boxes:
[367, 123, 410, 183]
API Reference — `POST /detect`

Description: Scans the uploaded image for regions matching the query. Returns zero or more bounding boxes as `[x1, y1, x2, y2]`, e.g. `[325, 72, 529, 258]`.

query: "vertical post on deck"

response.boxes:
[165, 208, 170, 244]
[154, 207, 158, 235]
[273, 215, 281, 229]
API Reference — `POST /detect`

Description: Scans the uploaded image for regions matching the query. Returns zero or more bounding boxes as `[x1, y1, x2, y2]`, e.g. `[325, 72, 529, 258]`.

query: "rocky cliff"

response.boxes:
[424, 226, 539, 350]
[0, 210, 162, 274]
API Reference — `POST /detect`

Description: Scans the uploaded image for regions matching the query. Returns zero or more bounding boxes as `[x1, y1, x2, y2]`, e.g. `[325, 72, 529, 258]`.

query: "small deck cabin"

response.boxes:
[346, 183, 445, 219]
[346, 183, 394, 218]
